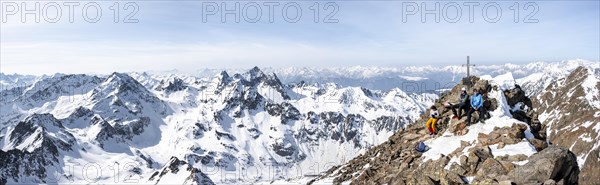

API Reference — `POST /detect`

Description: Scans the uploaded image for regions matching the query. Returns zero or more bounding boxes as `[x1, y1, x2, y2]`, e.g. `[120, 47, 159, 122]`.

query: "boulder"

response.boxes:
[478, 132, 501, 146]
[498, 180, 515, 185]
[486, 98, 498, 112]
[440, 171, 466, 185]
[450, 121, 468, 136]
[543, 179, 557, 185]
[509, 123, 527, 139]
[498, 160, 516, 172]
[529, 119, 547, 140]
[528, 138, 549, 152]
[506, 154, 528, 162]
[450, 162, 467, 176]
[501, 136, 522, 145]
[509, 145, 579, 184]
[472, 79, 490, 94]
[467, 152, 480, 164]
[476, 158, 509, 180]
[460, 155, 469, 166]
[497, 142, 506, 149]
[416, 176, 436, 185]
[470, 178, 496, 185]
[579, 148, 600, 185]
[504, 85, 530, 108]
[468, 146, 493, 162]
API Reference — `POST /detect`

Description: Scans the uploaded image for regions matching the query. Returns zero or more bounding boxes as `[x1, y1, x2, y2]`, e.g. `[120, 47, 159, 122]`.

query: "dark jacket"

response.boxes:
[459, 93, 469, 105]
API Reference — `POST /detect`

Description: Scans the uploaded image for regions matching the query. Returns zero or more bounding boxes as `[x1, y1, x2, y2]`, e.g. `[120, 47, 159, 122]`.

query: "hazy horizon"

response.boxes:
[1, 1, 599, 75]
[1, 58, 597, 76]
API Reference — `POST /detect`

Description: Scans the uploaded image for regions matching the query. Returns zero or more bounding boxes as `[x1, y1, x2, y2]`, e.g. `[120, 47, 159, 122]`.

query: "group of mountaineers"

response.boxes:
[425, 86, 490, 137]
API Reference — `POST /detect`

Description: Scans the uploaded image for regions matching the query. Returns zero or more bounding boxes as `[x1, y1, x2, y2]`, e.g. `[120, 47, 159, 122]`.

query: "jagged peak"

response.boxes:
[571, 65, 598, 76]
[554, 66, 597, 88]
[249, 66, 263, 75]
[107, 72, 136, 82]
[21, 113, 64, 130]
[218, 70, 230, 79]
[6, 113, 67, 151]
[241, 66, 267, 82]
[49, 73, 67, 79]
[99, 72, 149, 93]
[26, 73, 100, 90]
[156, 77, 187, 92]
[68, 106, 94, 118]
[212, 70, 231, 84]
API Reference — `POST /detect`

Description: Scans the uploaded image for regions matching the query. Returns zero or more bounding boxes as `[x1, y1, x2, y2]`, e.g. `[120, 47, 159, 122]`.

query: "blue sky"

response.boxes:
[1, 0, 599, 75]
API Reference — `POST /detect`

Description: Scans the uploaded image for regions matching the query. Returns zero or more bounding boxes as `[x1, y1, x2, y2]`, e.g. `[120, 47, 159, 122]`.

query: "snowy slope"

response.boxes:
[0, 67, 435, 184]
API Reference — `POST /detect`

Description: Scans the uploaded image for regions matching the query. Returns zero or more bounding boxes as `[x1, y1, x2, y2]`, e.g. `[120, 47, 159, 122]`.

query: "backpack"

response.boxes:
[414, 141, 427, 153]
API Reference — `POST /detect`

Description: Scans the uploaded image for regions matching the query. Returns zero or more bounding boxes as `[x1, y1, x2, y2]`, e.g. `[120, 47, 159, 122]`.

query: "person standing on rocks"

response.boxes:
[466, 89, 486, 125]
[426, 105, 440, 136]
[445, 87, 470, 120]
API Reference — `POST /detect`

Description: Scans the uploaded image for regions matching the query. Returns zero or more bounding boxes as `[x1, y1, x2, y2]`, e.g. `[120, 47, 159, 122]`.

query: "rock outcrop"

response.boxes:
[509, 145, 579, 184]
[312, 75, 580, 185]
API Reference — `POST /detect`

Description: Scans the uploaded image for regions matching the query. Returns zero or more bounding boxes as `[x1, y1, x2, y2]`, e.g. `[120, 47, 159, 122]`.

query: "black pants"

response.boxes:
[466, 106, 486, 125]
[450, 103, 469, 118]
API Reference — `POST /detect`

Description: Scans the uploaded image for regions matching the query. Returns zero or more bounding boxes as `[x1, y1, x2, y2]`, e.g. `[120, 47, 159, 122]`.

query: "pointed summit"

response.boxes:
[218, 70, 230, 79]
[244, 66, 267, 81]
[107, 72, 137, 83]
[250, 66, 262, 74]
[100, 72, 151, 95]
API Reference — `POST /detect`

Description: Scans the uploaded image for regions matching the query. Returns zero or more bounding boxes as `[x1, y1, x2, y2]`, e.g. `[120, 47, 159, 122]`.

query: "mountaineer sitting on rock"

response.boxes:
[425, 105, 439, 136]
[466, 89, 486, 125]
[445, 87, 470, 120]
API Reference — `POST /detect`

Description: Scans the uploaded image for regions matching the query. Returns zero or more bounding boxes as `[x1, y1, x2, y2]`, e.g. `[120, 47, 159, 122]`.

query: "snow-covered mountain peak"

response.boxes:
[21, 113, 64, 130]
[100, 72, 150, 94]
[93, 73, 163, 106]
[216, 70, 230, 81]
[4, 113, 75, 153]
[246, 66, 266, 79]
[155, 77, 187, 93]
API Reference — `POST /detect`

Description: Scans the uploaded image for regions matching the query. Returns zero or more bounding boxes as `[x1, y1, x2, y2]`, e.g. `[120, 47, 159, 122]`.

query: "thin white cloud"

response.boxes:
[0, 40, 404, 75]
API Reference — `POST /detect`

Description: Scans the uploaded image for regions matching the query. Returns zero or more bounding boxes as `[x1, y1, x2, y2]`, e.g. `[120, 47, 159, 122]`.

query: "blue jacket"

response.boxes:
[470, 94, 483, 109]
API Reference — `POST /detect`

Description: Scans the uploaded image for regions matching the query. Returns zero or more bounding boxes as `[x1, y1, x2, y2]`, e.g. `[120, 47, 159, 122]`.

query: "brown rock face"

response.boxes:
[477, 123, 527, 147]
[476, 158, 509, 179]
[528, 138, 549, 152]
[509, 145, 579, 184]
[534, 66, 600, 184]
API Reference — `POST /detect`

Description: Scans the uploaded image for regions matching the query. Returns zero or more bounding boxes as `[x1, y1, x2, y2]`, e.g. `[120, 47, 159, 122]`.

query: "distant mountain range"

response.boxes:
[3, 59, 596, 93]
[0, 59, 598, 184]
